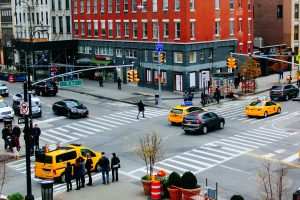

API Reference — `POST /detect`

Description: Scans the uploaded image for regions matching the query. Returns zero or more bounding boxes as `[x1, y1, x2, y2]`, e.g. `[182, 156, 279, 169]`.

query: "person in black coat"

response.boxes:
[65, 162, 73, 192]
[137, 99, 145, 119]
[2, 126, 10, 150]
[85, 154, 93, 186]
[214, 86, 221, 103]
[12, 125, 21, 151]
[32, 124, 41, 150]
[98, 152, 110, 184]
[79, 157, 86, 188]
[117, 77, 122, 90]
[111, 153, 120, 182]
[74, 158, 82, 190]
[99, 74, 103, 87]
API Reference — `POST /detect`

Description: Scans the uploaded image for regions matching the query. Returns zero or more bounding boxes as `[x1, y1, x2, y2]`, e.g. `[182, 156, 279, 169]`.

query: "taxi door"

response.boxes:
[80, 148, 101, 171]
[265, 102, 274, 114]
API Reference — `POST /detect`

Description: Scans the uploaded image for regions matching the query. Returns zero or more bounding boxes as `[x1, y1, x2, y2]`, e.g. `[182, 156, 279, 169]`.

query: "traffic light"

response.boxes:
[159, 53, 165, 63]
[133, 70, 139, 83]
[227, 58, 233, 68]
[127, 70, 133, 82]
[226, 57, 237, 68]
[232, 58, 237, 68]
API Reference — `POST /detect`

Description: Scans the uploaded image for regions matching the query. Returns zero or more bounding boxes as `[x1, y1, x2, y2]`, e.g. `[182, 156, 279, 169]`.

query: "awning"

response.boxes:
[76, 58, 91, 64]
[90, 59, 112, 66]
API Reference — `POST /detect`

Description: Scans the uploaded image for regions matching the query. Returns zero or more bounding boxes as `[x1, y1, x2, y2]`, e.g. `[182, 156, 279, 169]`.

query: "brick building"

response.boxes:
[73, 0, 253, 91]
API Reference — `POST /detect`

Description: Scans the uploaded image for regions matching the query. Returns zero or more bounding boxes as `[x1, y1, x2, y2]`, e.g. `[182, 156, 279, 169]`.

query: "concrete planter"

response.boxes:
[181, 187, 201, 200]
[141, 179, 152, 196]
[168, 186, 182, 200]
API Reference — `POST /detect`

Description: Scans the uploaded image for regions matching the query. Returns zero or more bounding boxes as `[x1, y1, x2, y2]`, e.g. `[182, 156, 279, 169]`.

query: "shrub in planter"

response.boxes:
[181, 171, 198, 189]
[230, 194, 244, 200]
[7, 192, 24, 200]
[167, 172, 182, 200]
[168, 172, 181, 187]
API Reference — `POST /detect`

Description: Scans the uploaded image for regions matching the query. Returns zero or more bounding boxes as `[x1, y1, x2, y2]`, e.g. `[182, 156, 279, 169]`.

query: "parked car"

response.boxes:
[35, 144, 102, 182]
[0, 82, 9, 97]
[0, 100, 14, 120]
[12, 99, 42, 117]
[270, 84, 299, 101]
[182, 111, 225, 134]
[13, 93, 41, 106]
[52, 99, 89, 118]
[33, 81, 58, 96]
[245, 99, 281, 118]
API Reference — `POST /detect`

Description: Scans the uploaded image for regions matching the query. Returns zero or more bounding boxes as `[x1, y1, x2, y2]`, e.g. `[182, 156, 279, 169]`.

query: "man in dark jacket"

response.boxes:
[99, 74, 103, 87]
[32, 124, 41, 150]
[65, 162, 73, 192]
[117, 77, 122, 90]
[98, 152, 110, 184]
[12, 125, 21, 151]
[137, 99, 145, 119]
[85, 154, 93, 186]
[111, 153, 120, 182]
[2, 126, 10, 150]
[214, 86, 221, 103]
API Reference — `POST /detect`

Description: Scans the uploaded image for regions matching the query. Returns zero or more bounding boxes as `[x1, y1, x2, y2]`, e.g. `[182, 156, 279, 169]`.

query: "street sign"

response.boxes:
[155, 42, 163, 52]
[59, 80, 83, 87]
[18, 117, 32, 124]
[20, 102, 29, 115]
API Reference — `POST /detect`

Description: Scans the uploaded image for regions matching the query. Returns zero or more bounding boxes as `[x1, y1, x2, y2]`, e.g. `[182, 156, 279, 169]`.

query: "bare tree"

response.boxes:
[257, 160, 291, 200]
[136, 129, 164, 180]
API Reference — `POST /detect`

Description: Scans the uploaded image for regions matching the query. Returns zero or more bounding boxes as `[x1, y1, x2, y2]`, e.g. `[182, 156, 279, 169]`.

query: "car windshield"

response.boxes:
[249, 101, 264, 106]
[66, 101, 81, 108]
[0, 101, 8, 108]
[46, 82, 56, 87]
[171, 109, 183, 114]
[271, 86, 283, 90]
[32, 101, 39, 107]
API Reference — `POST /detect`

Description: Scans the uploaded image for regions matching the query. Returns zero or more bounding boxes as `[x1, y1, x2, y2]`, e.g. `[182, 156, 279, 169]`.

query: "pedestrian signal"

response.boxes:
[127, 70, 133, 82]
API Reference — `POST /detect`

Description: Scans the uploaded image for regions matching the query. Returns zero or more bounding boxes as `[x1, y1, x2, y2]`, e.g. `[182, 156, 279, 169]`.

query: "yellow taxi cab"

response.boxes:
[245, 99, 281, 118]
[168, 103, 204, 124]
[35, 144, 102, 182]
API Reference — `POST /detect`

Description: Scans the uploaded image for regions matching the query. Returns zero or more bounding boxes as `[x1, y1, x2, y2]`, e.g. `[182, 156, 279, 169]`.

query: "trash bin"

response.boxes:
[155, 94, 159, 105]
[40, 179, 54, 200]
[293, 188, 300, 200]
[3, 117, 13, 129]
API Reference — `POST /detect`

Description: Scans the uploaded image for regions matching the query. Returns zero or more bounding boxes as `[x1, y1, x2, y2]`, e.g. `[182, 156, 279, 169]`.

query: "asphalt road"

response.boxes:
[2, 83, 300, 200]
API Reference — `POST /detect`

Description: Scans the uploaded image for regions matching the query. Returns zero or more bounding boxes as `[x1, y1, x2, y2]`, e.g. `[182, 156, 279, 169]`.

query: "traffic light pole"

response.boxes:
[158, 62, 162, 105]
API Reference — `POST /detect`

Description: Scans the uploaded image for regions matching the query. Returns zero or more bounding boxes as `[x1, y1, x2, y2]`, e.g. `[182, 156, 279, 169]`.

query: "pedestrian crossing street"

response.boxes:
[207, 101, 296, 123]
[126, 125, 298, 180]
[37, 108, 169, 145]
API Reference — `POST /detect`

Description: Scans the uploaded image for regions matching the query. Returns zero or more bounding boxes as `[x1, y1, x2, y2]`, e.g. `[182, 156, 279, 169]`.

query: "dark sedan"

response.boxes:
[182, 111, 225, 134]
[33, 81, 58, 96]
[270, 84, 299, 101]
[52, 99, 89, 118]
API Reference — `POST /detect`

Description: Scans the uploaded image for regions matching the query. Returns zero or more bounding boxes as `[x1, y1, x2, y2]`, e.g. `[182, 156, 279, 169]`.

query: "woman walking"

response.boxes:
[11, 135, 19, 160]
[111, 153, 120, 182]
[74, 158, 82, 190]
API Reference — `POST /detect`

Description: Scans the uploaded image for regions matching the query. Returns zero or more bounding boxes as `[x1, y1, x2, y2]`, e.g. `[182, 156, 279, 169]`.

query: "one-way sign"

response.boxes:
[18, 117, 32, 124]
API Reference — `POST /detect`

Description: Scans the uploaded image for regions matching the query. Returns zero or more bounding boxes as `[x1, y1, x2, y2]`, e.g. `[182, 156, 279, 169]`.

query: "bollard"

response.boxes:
[40, 179, 54, 200]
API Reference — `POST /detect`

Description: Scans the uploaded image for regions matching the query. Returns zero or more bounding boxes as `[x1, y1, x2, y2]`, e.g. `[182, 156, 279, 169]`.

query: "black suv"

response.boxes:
[33, 81, 58, 96]
[270, 84, 299, 101]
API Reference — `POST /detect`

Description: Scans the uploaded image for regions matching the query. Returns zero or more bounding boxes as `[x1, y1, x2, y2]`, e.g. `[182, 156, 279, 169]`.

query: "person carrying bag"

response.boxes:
[111, 152, 120, 182]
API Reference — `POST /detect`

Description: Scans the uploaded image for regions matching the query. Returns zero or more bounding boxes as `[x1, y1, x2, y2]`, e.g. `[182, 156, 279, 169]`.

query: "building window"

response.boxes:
[248, 42, 251, 52]
[125, 50, 137, 58]
[215, 0, 220, 10]
[248, 0, 251, 11]
[152, 21, 158, 39]
[239, 43, 243, 53]
[215, 20, 220, 36]
[88, 21, 91, 36]
[116, 22, 121, 37]
[152, 51, 159, 62]
[230, 19, 234, 35]
[101, 20, 105, 35]
[31, 13, 34, 24]
[52, 0, 55, 10]
[94, 0, 97, 13]
[230, 0, 234, 10]
[190, 0, 194, 11]
[248, 19, 251, 35]
[144, 51, 148, 61]
[74, 21, 78, 35]
[295, 25, 299, 40]
[58, 0, 62, 10]
[295, 4, 299, 19]
[116, 49, 122, 57]
[209, 49, 213, 59]
[189, 52, 196, 63]
[190, 21, 195, 39]
[124, 0, 128, 12]
[142, 0, 147, 12]
[74, 0, 78, 14]
[133, 22, 138, 38]
[174, 52, 183, 63]
[277, 5, 283, 18]
[101, 0, 104, 13]
[238, 0, 242, 8]
[239, 19, 242, 32]
[175, 21, 180, 39]
[80, 0, 84, 13]
[132, 0, 137, 12]
[66, 0, 70, 10]
[87, 0, 90, 13]
[108, 21, 113, 37]
[200, 50, 204, 60]
[36, 13, 39, 23]
[116, 0, 120, 12]
[78, 46, 83, 53]
[108, 0, 112, 13]
[52, 17, 56, 33]
[163, 22, 169, 38]
[81, 21, 85, 35]
[146, 69, 152, 82]
[59, 16, 63, 33]
[66, 16, 70, 33]
[163, 0, 168, 10]
[175, 0, 180, 11]
[94, 21, 98, 36]
[46, 12, 48, 24]
[85, 46, 92, 54]
[153, 0, 157, 12]
[124, 22, 129, 37]
[95, 47, 113, 55]
[142, 22, 147, 38]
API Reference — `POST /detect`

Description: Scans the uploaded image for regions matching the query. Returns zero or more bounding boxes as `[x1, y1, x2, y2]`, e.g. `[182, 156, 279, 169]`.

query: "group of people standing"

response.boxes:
[98, 74, 123, 90]
[2, 123, 41, 159]
[64, 152, 120, 192]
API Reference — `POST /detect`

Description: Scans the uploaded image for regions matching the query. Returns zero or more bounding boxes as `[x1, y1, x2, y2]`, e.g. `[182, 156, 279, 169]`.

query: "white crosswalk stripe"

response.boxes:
[126, 126, 298, 179]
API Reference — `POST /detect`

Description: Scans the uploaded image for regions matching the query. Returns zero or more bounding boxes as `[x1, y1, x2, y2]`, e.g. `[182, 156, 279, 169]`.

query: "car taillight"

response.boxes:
[44, 85, 47, 91]
[196, 116, 201, 124]
[280, 90, 284, 94]
[53, 169, 56, 175]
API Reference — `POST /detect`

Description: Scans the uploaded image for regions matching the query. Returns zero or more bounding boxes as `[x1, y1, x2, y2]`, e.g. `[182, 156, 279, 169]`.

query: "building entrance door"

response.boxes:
[175, 74, 183, 91]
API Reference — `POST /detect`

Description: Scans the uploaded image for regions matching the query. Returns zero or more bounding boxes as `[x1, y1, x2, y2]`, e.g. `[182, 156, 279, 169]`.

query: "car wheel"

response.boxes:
[184, 130, 190, 134]
[67, 111, 72, 118]
[60, 173, 65, 183]
[295, 92, 299, 98]
[95, 164, 101, 172]
[264, 111, 268, 118]
[53, 108, 58, 115]
[285, 95, 289, 101]
[219, 121, 224, 129]
[202, 126, 208, 134]
[277, 108, 281, 114]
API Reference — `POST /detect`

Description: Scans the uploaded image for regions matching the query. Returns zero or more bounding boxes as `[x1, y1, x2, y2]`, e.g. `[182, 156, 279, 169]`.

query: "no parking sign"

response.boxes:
[20, 102, 29, 115]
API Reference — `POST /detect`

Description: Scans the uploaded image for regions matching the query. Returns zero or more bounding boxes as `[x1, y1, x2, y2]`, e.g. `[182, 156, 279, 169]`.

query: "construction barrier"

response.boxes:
[9, 75, 13, 83]
[151, 180, 161, 199]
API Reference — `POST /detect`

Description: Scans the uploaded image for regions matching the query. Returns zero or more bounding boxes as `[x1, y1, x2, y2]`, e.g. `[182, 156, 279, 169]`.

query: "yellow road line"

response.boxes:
[246, 152, 300, 169]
